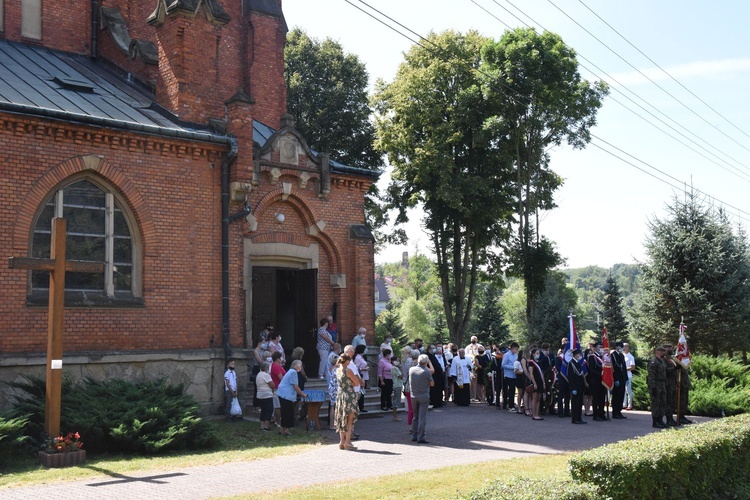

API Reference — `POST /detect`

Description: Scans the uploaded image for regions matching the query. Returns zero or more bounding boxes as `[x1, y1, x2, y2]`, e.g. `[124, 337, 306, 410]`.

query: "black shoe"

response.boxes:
[558, 414, 566, 418]
[680, 417, 693, 425]
[572, 420, 587, 424]
[411, 436, 418, 442]
[653, 420, 667, 428]
[360, 409, 369, 413]
[564, 411, 571, 417]
[351, 433, 360, 440]
[612, 414, 626, 419]
[667, 419, 678, 427]
[417, 439, 429, 444]
[593, 416, 606, 422]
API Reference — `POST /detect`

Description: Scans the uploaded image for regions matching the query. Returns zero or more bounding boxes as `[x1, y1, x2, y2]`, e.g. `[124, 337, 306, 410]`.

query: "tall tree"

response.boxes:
[284, 29, 391, 247]
[469, 280, 510, 347]
[285, 29, 382, 169]
[601, 274, 629, 341]
[631, 192, 750, 355]
[480, 28, 608, 323]
[528, 272, 578, 347]
[373, 30, 515, 346]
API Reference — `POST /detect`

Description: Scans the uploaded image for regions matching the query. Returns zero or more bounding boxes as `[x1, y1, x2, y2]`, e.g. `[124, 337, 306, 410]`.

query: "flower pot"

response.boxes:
[38, 449, 86, 468]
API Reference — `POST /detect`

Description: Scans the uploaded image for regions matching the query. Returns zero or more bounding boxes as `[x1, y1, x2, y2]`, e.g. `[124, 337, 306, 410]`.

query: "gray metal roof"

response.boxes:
[0, 39, 211, 135]
[0, 38, 379, 177]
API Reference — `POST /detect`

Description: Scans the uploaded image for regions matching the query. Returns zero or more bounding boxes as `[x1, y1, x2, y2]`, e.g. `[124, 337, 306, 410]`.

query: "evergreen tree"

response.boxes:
[602, 274, 629, 342]
[528, 272, 578, 348]
[631, 192, 750, 355]
[375, 301, 407, 351]
[470, 281, 510, 347]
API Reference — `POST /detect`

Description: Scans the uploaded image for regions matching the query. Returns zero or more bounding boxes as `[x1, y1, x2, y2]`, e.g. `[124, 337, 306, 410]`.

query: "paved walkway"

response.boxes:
[1, 403, 708, 499]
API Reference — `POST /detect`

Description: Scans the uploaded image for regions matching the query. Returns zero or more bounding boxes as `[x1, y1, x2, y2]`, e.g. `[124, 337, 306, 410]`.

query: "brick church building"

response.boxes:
[0, 0, 378, 412]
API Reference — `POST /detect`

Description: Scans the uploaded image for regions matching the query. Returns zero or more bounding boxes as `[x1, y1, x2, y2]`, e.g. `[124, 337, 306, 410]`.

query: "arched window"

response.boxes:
[30, 177, 143, 306]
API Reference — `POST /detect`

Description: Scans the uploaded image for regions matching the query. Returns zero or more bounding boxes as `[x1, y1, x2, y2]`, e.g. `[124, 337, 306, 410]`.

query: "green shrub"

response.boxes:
[569, 414, 750, 500]
[6, 377, 217, 455]
[630, 355, 750, 416]
[0, 415, 31, 466]
[467, 477, 598, 500]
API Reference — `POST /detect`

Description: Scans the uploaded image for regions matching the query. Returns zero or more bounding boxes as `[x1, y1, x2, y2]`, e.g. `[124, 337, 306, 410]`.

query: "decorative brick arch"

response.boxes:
[12, 155, 156, 253]
[251, 187, 343, 274]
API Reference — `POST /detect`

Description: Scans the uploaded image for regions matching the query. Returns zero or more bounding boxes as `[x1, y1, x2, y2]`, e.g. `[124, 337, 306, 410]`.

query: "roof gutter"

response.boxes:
[0, 101, 231, 146]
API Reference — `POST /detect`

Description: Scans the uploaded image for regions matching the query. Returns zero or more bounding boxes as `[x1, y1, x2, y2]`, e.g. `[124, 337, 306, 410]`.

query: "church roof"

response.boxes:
[0, 38, 224, 144]
[0, 38, 378, 177]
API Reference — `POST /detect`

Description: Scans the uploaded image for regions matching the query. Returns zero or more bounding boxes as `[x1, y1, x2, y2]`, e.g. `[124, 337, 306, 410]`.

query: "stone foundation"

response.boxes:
[0, 349, 252, 416]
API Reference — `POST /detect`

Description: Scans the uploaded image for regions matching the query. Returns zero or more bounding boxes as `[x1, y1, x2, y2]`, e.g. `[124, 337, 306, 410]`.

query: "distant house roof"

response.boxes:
[374, 279, 390, 302]
[0, 39, 380, 178]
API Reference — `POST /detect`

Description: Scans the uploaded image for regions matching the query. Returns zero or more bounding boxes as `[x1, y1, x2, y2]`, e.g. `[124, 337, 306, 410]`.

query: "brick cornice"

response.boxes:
[0, 115, 225, 162]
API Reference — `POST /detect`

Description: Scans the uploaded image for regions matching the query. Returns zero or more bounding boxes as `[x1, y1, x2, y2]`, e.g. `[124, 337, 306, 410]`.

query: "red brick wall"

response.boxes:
[0, 113, 230, 353]
[0, 0, 90, 53]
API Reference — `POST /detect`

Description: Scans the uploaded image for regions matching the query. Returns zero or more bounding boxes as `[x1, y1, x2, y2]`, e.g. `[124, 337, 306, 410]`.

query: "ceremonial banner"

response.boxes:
[601, 327, 614, 391]
[676, 322, 691, 367]
[561, 311, 580, 380]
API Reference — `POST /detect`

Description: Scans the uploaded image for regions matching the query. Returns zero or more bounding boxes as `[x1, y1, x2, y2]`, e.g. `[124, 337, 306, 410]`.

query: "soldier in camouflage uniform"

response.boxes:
[647, 346, 667, 428]
[676, 360, 693, 424]
[662, 345, 679, 426]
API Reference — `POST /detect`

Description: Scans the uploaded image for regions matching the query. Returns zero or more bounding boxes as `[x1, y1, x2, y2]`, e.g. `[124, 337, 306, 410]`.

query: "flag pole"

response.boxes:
[676, 318, 684, 425]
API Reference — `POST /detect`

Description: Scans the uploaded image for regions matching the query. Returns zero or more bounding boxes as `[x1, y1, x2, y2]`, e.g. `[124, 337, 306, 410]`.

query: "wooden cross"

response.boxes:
[8, 218, 103, 438]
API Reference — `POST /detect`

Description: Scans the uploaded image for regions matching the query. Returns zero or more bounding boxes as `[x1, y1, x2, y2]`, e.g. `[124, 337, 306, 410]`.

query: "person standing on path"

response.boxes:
[647, 346, 668, 428]
[390, 355, 404, 422]
[610, 342, 628, 419]
[663, 345, 679, 426]
[623, 343, 636, 410]
[409, 354, 434, 444]
[450, 348, 473, 406]
[569, 349, 587, 425]
[256, 362, 275, 431]
[277, 360, 307, 436]
[586, 342, 606, 421]
[317, 318, 334, 379]
[501, 343, 518, 410]
[334, 354, 360, 450]
[426, 344, 445, 408]
[378, 348, 394, 411]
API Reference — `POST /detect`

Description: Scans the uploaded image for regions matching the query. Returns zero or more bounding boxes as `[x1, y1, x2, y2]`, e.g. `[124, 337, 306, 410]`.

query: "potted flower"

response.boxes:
[38, 431, 86, 468]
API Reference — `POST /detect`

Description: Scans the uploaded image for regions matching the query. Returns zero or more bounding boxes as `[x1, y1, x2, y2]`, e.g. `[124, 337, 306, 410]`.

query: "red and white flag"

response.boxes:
[676, 322, 691, 367]
[601, 327, 614, 391]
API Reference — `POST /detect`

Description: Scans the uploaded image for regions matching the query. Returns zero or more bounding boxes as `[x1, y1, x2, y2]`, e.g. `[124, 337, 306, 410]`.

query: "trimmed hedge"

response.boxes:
[569, 414, 750, 499]
[467, 477, 598, 500]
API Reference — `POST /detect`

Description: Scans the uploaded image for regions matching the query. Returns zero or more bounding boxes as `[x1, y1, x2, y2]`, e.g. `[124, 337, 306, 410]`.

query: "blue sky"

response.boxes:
[283, 0, 750, 268]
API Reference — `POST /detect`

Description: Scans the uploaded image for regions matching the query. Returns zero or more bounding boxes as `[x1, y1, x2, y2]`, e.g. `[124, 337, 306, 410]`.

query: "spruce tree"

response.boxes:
[602, 274, 629, 342]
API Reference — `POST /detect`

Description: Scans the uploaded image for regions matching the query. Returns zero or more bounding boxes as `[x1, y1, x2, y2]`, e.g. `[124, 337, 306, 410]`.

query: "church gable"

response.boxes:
[257, 114, 331, 197]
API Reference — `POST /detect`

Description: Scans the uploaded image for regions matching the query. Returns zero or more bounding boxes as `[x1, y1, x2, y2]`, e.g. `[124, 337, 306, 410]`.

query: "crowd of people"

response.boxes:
[238, 321, 692, 449]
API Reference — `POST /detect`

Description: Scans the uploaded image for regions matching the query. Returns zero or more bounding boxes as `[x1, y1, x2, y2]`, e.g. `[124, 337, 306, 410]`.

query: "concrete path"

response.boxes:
[0, 403, 708, 499]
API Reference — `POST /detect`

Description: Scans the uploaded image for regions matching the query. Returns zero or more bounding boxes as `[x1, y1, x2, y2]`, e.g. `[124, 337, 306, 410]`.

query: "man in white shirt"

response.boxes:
[623, 342, 636, 410]
[224, 359, 238, 422]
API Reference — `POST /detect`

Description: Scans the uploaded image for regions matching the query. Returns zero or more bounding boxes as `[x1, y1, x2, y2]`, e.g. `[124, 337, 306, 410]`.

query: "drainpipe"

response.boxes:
[221, 137, 239, 360]
[91, 0, 99, 59]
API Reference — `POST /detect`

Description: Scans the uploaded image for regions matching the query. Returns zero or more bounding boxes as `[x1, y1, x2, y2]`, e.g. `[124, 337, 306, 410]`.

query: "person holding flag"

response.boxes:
[676, 321, 693, 425]
[587, 341, 607, 421]
[601, 328, 615, 421]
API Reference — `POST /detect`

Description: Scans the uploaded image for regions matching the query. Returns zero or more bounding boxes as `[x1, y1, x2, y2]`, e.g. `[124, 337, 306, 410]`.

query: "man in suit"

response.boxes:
[569, 349, 587, 424]
[610, 341, 628, 419]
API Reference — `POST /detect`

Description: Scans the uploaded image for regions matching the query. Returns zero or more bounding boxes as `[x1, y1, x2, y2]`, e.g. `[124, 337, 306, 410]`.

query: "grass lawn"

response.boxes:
[220, 452, 572, 500]
[0, 418, 330, 489]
